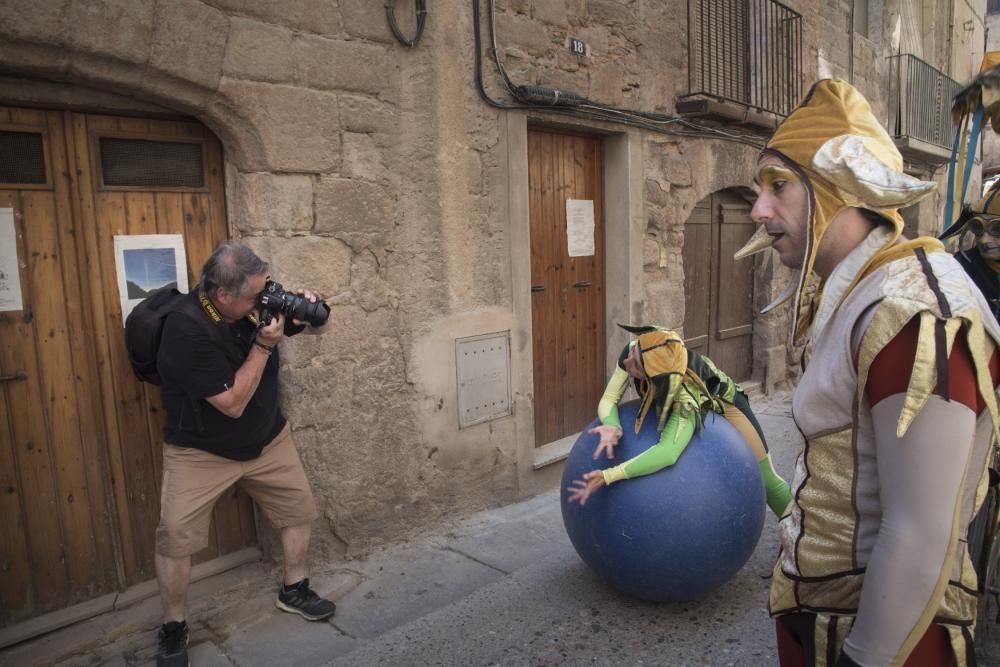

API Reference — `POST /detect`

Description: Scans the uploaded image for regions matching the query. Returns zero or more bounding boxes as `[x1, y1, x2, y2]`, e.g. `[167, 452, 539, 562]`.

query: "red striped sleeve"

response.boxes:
[865, 317, 1000, 413]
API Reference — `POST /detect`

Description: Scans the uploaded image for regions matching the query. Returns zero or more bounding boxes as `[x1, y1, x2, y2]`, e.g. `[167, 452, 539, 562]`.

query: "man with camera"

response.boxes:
[153, 241, 335, 667]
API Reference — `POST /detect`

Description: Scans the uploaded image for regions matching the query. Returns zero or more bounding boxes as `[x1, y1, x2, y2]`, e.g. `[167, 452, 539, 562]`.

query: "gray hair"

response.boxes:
[199, 241, 269, 296]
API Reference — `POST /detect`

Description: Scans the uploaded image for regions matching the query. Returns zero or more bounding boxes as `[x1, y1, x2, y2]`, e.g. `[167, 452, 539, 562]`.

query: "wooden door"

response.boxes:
[0, 108, 121, 626]
[71, 112, 256, 586]
[682, 189, 755, 382]
[528, 129, 606, 446]
[0, 107, 255, 626]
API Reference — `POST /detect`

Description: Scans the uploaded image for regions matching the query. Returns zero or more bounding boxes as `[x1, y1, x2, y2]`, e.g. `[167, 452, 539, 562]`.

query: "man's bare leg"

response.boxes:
[275, 523, 336, 621]
[155, 552, 191, 622]
[280, 523, 310, 585]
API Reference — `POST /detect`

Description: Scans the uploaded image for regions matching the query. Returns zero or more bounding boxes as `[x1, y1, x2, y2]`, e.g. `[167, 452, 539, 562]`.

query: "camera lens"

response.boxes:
[288, 294, 330, 327]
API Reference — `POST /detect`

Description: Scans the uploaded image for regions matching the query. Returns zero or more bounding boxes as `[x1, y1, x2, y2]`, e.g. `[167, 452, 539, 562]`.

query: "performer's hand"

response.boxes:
[589, 425, 623, 460]
[567, 471, 606, 505]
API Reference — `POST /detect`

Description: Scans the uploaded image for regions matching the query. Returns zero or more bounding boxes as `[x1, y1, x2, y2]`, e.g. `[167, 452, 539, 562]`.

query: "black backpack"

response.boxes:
[124, 287, 221, 385]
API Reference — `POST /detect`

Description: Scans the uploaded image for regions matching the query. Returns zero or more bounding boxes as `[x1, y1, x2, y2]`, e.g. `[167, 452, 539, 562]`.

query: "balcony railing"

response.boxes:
[684, 0, 803, 118]
[887, 54, 960, 154]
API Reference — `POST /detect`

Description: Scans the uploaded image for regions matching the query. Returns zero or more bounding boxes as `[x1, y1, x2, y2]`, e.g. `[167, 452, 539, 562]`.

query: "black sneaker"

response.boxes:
[275, 578, 336, 621]
[156, 620, 189, 667]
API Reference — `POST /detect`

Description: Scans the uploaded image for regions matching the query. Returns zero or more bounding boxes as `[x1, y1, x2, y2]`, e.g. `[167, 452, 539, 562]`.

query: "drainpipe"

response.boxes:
[849, 0, 855, 84]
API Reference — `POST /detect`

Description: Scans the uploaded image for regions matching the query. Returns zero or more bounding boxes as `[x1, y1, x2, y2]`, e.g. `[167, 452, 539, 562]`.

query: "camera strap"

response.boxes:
[175, 291, 257, 431]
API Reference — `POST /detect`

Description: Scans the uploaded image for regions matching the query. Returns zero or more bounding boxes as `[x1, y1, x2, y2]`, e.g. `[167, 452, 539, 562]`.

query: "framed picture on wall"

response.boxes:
[113, 234, 188, 323]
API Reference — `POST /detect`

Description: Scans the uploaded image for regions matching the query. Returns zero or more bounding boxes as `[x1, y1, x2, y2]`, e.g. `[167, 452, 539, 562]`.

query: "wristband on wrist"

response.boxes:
[254, 340, 274, 354]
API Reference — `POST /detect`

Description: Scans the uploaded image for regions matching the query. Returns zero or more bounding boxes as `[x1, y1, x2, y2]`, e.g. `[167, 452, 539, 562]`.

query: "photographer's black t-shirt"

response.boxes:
[156, 296, 297, 460]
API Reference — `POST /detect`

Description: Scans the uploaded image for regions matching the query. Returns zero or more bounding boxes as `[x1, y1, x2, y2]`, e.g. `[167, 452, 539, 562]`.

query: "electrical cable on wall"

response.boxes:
[387, 0, 427, 48]
[472, 0, 766, 148]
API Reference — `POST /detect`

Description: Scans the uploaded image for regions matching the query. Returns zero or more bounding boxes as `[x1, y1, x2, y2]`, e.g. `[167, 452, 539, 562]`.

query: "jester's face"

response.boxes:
[750, 155, 810, 270]
[624, 343, 647, 382]
[970, 214, 1000, 260]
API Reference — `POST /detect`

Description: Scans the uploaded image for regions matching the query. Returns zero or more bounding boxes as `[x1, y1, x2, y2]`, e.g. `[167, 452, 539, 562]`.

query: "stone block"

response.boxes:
[202, 0, 340, 35]
[151, 0, 229, 90]
[645, 177, 669, 207]
[332, 543, 505, 638]
[338, 94, 400, 136]
[535, 67, 587, 96]
[244, 236, 352, 297]
[575, 25, 609, 56]
[228, 170, 314, 233]
[341, 0, 394, 43]
[341, 132, 387, 182]
[60, 48, 212, 117]
[555, 50, 581, 72]
[293, 34, 399, 101]
[507, 0, 532, 14]
[432, 501, 571, 573]
[222, 612, 357, 667]
[66, 0, 154, 64]
[0, 40, 71, 82]
[0, 0, 69, 45]
[349, 249, 396, 312]
[216, 79, 341, 172]
[588, 60, 625, 105]
[533, 0, 569, 28]
[661, 150, 692, 187]
[314, 177, 395, 250]
[586, 0, 637, 27]
[494, 12, 554, 57]
[223, 18, 294, 83]
[643, 237, 660, 268]
[279, 356, 357, 429]
[186, 641, 236, 666]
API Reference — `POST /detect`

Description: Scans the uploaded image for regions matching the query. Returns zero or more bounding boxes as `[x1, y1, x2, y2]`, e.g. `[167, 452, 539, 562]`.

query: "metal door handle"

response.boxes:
[572, 280, 592, 288]
[0, 371, 27, 383]
[531, 285, 545, 292]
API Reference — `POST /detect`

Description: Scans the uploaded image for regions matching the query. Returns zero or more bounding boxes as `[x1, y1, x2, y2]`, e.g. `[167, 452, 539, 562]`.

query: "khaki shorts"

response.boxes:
[155, 424, 317, 558]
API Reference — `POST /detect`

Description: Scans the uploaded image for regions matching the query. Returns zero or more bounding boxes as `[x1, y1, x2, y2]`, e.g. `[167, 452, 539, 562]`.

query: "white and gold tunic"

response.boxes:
[771, 227, 1000, 666]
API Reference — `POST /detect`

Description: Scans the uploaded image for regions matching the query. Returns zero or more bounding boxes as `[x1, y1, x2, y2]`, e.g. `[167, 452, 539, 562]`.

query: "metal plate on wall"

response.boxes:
[456, 331, 512, 429]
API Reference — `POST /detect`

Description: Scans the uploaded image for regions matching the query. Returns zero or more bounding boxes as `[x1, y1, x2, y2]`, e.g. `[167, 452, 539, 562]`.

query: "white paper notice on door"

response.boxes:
[566, 199, 595, 257]
[0, 208, 23, 312]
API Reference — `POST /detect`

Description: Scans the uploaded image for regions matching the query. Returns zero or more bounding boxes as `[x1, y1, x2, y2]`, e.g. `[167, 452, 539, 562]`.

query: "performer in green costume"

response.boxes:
[567, 324, 791, 517]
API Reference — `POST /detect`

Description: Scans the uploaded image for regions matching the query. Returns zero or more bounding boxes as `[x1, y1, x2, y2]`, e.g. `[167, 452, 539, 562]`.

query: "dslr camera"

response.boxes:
[258, 279, 330, 327]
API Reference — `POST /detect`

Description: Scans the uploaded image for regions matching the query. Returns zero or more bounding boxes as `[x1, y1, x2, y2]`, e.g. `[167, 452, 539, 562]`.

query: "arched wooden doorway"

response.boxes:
[682, 188, 756, 382]
[0, 106, 255, 629]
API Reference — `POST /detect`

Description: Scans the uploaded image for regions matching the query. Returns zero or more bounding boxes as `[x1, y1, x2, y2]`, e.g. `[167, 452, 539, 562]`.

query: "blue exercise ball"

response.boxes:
[560, 399, 765, 602]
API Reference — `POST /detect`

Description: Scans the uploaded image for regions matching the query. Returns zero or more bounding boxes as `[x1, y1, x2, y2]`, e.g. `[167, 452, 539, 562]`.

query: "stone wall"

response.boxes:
[0, 0, 972, 562]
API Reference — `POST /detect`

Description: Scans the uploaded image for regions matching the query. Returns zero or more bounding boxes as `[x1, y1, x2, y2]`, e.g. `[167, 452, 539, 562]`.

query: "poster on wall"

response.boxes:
[0, 207, 23, 312]
[566, 198, 595, 257]
[113, 234, 188, 323]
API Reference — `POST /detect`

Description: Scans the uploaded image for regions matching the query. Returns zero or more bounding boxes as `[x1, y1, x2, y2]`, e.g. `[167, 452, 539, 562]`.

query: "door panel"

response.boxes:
[714, 198, 755, 380]
[683, 190, 755, 383]
[682, 201, 713, 357]
[0, 106, 254, 626]
[529, 130, 605, 446]
[72, 112, 255, 580]
[0, 110, 119, 624]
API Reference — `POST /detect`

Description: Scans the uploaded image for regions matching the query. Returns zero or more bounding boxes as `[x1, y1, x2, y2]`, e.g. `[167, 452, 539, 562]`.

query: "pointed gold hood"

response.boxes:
[736, 80, 936, 343]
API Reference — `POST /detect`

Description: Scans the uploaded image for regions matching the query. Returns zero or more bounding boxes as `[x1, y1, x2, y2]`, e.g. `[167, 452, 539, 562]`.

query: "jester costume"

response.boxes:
[735, 80, 1000, 666]
[595, 325, 792, 517]
[941, 183, 1000, 322]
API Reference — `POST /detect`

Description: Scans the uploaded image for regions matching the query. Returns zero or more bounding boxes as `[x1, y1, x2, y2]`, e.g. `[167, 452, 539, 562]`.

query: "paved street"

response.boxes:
[8, 391, 993, 666]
